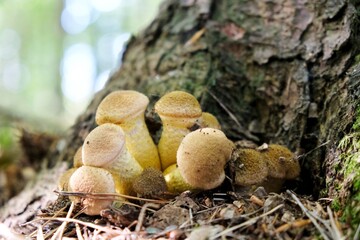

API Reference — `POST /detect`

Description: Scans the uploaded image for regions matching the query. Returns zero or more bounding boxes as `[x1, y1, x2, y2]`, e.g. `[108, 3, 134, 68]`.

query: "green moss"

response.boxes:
[335, 112, 360, 231]
[331, 199, 341, 212]
[353, 104, 360, 131]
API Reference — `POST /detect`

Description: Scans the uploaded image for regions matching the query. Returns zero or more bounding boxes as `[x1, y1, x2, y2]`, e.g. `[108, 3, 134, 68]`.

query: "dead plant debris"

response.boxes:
[16, 187, 352, 240]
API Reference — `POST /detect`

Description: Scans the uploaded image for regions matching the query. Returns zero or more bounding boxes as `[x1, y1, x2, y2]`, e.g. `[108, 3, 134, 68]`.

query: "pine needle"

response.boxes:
[209, 204, 284, 239]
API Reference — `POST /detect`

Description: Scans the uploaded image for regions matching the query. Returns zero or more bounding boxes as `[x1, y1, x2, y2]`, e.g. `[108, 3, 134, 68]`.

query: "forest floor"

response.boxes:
[7, 186, 352, 240]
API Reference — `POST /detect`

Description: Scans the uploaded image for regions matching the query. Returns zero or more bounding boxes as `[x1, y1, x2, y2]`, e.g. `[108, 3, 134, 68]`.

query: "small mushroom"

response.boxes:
[82, 123, 143, 195]
[155, 91, 202, 170]
[163, 164, 194, 194]
[231, 148, 268, 187]
[69, 166, 116, 215]
[260, 144, 300, 192]
[177, 128, 234, 190]
[73, 146, 83, 168]
[132, 168, 167, 198]
[58, 168, 77, 191]
[96, 90, 161, 170]
[198, 112, 221, 129]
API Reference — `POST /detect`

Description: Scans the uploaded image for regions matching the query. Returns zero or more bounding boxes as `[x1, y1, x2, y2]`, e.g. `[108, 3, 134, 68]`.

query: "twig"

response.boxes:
[37, 226, 44, 240]
[135, 203, 160, 233]
[297, 140, 330, 159]
[327, 206, 344, 240]
[209, 204, 284, 239]
[56, 190, 169, 204]
[32, 217, 137, 236]
[287, 190, 331, 240]
[207, 90, 259, 141]
[75, 223, 84, 240]
[354, 223, 360, 240]
[51, 201, 75, 240]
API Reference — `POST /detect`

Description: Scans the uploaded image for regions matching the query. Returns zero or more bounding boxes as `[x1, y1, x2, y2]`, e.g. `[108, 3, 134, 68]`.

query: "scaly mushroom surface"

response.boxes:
[82, 123, 143, 195]
[177, 128, 234, 190]
[69, 165, 116, 215]
[155, 91, 202, 170]
[96, 90, 161, 170]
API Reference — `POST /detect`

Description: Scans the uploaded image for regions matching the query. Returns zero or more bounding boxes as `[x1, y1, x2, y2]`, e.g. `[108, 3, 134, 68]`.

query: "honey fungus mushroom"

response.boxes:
[198, 112, 221, 129]
[231, 148, 268, 188]
[132, 168, 167, 198]
[155, 91, 202, 170]
[95, 90, 161, 170]
[260, 144, 300, 193]
[177, 128, 234, 190]
[82, 123, 143, 195]
[69, 166, 116, 216]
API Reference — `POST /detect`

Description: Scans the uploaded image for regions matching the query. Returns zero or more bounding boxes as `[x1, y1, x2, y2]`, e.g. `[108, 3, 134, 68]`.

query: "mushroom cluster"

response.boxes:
[58, 90, 300, 216]
[231, 144, 301, 193]
[58, 90, 233, 215]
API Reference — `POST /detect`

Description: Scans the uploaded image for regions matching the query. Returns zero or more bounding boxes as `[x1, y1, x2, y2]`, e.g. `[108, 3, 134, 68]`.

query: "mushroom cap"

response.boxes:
[177, 128, 234, 190]
[231, 148, 268, 186]
[58, 168, 77, 191]
[260, 145, 286, 179]
[73, 146, 83, 168]
[69, 166, 115, 215]
[132, 168, 167, 197]
[266, 144, 300, 179]
[163, 164, 194, 193]
[96, 90, 149, 125]
[199, 112, 221, 129]
[261, 144, 300, 179]
[82, 123, 125, 168]
[154, 91, 202, 119]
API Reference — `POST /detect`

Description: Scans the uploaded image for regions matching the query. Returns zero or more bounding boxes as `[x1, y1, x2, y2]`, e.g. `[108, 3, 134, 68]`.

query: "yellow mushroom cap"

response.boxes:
[199, 112, 221, 129]
[96, 90, 149, 125]
[73, 146, 83, 168]
[231, 148, 268, 187]
[69, 166, 115, 215]
[265, 144, 300, 179]
[82, 123, 125, 168]
[58, 168, 77, 191]
[132, 168, 167, 197]
[177, 128, 234, 190]
[154, 91, 202, 119]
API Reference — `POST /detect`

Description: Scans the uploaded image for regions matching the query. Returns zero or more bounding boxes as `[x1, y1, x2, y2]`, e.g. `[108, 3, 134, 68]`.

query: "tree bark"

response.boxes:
[1, 0, 360, 234]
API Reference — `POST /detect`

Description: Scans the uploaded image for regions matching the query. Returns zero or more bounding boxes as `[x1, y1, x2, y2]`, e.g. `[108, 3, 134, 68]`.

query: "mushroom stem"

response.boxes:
[118, 116, 161, 170]
[82, 123, 143, 196]
[155, 91, 202, 170]
[96, 90, 161, 170]
[157, 117, 198, 170]
[163, 164, 194, 194]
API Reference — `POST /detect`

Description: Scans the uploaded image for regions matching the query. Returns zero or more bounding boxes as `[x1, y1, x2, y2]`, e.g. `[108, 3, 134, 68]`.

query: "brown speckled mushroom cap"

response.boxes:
[261, 144, 286, 179]
[82, 123, 125, 168]
[132, 168, 167, 197]
[154, 91, 202, 119]
[69, 166, 115, 215]
[177, 128, 234, 190]
[232, 148, 268, 187]
[96, 90, 149, 125]
[266, 144, 300, 179]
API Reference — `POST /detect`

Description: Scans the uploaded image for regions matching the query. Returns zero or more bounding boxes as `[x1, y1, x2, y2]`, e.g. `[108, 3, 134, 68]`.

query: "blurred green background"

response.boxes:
[0, 0, 162, 130]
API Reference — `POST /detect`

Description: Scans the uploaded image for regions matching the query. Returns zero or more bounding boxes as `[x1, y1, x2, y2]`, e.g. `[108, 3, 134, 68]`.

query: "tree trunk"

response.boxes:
[1, 0, 360, 235]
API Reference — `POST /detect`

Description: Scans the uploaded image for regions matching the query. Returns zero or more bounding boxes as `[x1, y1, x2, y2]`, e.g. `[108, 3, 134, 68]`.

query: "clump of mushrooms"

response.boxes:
[155, 91, 202, 170]
[96, 90, 161, 170]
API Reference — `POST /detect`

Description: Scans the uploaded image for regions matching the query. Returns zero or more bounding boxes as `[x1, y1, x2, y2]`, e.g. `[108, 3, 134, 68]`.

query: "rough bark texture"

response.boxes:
[1, 0, 360, 234]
